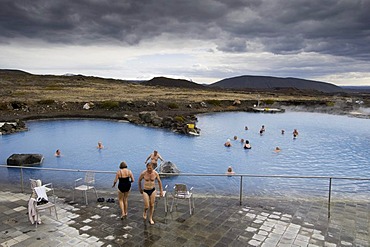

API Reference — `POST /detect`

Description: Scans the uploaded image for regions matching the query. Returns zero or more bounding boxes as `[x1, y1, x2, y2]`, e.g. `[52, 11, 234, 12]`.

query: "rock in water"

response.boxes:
[159, 161, 180, 174]
[7, 154, 44, 166]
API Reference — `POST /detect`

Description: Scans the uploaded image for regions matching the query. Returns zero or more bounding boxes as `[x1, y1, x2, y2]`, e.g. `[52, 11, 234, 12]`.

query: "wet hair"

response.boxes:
[227, 166, 232, 172]
[146, 162, 153, 168]
[245, 140, 249, 144]
[120, 161, 127, 169]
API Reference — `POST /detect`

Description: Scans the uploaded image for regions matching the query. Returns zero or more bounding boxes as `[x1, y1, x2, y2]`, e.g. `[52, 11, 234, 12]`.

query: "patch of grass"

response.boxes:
[326, 101, 335, 107]
[38, 99, 55, 105]
[12, 92, 27, 96]
[205, 99, 221, 106]
[100, 101, 119, 109]
[168, 102, 179, 109]
[45, 85, 63, 90]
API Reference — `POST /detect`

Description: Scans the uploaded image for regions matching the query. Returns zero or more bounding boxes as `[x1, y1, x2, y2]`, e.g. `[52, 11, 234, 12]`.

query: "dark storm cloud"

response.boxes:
[1, 0, 369, 60]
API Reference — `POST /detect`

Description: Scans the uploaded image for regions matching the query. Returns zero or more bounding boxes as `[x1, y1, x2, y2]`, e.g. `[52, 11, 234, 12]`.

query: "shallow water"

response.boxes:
[1, 111, 369, 199]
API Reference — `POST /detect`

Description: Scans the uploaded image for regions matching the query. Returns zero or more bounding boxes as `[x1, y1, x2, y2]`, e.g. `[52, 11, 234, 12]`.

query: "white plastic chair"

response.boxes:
[30, 178, 55, 203]
[32, 186, 58, 228]
[155, 184, 168, 212]
[170, 183, 194, 215]
[72, 171, 98, 205]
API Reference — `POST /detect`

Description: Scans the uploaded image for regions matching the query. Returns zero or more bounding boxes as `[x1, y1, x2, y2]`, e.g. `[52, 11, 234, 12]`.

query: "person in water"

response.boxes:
[112, 161, 134, 218]
[293, 129, 299, 138]
[97, 141, 104, 149]
[274, 146, 281, 152]
[144, 150, 164, 169]
[226, 166, 235, 175]
[259, 125, 265, 135]
[55, 149, 61, 157]
[224, 139, 232, 147]
[243, 140, 251, 149]
[281, 129, 285, 135]
[138, 163, 163, 225]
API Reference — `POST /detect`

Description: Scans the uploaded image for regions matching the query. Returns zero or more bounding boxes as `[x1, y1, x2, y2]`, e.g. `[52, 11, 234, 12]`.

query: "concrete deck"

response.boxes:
[0, 189, 369, 247]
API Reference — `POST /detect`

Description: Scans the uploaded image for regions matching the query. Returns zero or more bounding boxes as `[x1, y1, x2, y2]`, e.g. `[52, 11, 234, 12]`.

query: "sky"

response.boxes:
[1, 0, 370, 86]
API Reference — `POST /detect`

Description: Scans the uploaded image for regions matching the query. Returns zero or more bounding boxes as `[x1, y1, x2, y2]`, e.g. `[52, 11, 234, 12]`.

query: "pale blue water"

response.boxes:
[1, 111, 369, 199]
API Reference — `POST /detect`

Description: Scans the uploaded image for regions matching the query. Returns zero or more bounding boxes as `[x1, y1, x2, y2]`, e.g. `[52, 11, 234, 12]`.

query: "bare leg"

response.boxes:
[123, 191, 130, 216]
[142, 192, 150, 220]
[118, 191, 124, 217]
[149, 190, 156, 224]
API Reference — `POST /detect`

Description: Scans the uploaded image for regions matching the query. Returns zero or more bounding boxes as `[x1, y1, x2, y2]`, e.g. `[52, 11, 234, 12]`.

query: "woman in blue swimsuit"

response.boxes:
[112, 161, 134, 219]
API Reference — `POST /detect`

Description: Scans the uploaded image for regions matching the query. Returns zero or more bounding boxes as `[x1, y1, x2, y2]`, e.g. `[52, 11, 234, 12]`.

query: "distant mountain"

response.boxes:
[142, 77, 205, 89]
[342, 86, 370, 93]
[0, 69, 32, 76]
[1, 69, 350, 93]
[209, 75, 344, 93]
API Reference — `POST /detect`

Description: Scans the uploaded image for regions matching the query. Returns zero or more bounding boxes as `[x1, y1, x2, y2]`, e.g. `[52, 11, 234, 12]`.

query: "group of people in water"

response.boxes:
[112, 150, 164, 225]
[224, 125, 299, 151]
[223, 125, 300, 174]
[55, 141, 106, 157]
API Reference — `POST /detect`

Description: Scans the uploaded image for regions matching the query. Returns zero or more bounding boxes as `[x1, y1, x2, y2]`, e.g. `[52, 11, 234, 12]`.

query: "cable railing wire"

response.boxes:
[1, 164, 370, 218]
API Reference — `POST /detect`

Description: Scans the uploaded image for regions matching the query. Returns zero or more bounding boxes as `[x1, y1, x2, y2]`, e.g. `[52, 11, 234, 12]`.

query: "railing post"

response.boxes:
[20, 166, 24, 193]
[239, 175, 243, 205]
[328, 177, 332, 218]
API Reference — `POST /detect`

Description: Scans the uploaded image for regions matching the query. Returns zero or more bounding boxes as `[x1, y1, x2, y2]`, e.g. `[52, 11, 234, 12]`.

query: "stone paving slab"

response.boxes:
[0, 189, 369, 246]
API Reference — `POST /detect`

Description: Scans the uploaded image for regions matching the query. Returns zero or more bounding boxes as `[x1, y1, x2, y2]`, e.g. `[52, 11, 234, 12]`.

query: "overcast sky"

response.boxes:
[1, 0, 370, 85]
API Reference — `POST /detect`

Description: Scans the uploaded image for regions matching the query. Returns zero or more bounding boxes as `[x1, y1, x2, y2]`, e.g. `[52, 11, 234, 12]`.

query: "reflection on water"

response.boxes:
[1, 112, 370, 199]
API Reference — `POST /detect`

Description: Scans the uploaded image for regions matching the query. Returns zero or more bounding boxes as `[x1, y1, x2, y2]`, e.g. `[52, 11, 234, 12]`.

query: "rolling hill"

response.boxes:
[209, 75, 344, 93]
[142, 76, 205, 89]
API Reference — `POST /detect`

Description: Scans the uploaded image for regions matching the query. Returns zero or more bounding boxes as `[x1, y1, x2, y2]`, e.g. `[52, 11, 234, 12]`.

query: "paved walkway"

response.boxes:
[0, 189, 369, 247]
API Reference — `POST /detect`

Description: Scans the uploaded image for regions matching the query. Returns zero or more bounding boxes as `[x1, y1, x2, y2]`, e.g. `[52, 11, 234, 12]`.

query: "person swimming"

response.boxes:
[274, 146, 281, 152]
[293, 129, 299, 138]
[243, 140, 251, 149]
[55, 149, 61, 157]
[224, 139, 232, 147]
[259, 125, 265, 135]
[97, 141, 104, 149]
[226, 166, 235, 175]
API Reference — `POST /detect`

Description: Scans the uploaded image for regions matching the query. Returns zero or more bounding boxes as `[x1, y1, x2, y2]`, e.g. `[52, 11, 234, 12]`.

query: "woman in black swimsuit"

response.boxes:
[112, 161, 134, 219]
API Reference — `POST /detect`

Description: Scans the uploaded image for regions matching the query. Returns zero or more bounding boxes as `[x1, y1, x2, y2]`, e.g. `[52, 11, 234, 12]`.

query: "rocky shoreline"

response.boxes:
[1, 98, 369, 136]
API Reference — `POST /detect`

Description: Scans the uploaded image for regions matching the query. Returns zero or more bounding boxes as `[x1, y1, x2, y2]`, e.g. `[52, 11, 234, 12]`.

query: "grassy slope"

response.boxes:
[0, 73, 340, 103]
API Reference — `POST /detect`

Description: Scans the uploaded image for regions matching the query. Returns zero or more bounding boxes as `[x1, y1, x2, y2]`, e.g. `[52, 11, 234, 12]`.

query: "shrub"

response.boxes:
[326, 101, 335, 107]
[0, 102, 8, 110]
[205, 100, 221, 106]
[174, 116, 185, 122]
[168, 102, 179, 109]
[100, 101, 119, 109]
[264, 99, 275, 105]
[38, 99, 55, 105]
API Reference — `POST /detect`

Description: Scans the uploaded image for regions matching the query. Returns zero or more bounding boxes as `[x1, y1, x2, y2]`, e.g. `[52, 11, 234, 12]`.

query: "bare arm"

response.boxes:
[129, 171, 135, 183]
[144, 154, 151, 164]
[156, 172, 163, 196]
[138, 172, 144, 193]
[112, 171, 119, 188]
[158, 154, 164, 162]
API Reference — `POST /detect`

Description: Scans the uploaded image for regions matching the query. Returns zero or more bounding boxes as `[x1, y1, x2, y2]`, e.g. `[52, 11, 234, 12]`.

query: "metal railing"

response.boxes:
[1, 164, 370, 218]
